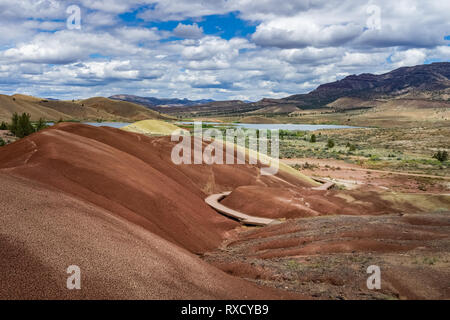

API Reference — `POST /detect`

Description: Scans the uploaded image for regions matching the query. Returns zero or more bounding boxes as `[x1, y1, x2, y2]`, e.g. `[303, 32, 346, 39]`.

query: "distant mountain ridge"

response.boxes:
[281, 62, 450, 109]
[129, 62, 450, 117]
[314, 62, 450, 94]
[109, 94, 215, 108]
[3, 63, 448, 120]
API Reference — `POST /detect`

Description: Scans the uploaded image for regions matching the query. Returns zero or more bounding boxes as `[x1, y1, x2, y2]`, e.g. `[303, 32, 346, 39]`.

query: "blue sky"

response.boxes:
[0, 0, 448, 101]
[121, 9, 257, 39]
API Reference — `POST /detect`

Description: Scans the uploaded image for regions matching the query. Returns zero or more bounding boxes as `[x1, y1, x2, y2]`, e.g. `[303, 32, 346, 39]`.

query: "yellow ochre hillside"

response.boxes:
[122, 119, 318, 186]
[121, 119, 184, 136]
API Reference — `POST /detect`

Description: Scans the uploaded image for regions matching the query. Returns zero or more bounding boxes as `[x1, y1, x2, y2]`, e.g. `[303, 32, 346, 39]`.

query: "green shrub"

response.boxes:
[0, 121, 8, 130]
[35, 118, 48, 132]
[433, 150, 448, 163]
[10, 112, 34, 138]
[310, 134, 316, 143]
[0, 137, 5, 146]
[346, 142, 356, 151]
[327, 139, 335, 149]
[10, 113, 19, 135]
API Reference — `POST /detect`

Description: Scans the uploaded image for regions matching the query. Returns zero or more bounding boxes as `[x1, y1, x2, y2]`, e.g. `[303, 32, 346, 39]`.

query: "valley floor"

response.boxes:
[202, 154, 449, 300]
[283, 158, 450, 194]
[204, 213, 450, 300]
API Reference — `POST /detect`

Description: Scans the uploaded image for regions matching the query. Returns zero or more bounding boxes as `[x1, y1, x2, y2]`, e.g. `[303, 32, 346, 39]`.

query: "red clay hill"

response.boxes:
[0, 123, 313, 299]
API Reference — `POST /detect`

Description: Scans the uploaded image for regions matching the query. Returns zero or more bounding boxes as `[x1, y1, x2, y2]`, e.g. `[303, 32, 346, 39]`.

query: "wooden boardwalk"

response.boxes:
[311, 178, 335, 190]
[205, 192, 280, 226]
[205, 179, 334, 226]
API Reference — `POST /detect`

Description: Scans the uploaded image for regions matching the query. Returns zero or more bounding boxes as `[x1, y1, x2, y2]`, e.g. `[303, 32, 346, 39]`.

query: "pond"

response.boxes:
[177, 122, 362, 131]
[47, 122, 132, 128]
[82, 122, 132, 128]
[49, 121, 362, 131]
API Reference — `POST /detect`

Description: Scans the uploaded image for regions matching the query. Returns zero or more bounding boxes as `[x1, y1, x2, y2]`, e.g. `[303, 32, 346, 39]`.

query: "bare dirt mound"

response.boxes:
[0, 125, 231, 253]
[0, 94, 67, 121]
[219, 186, 426, 219]
[326, 97, 380, 110]
[121, 119, 182, 136]
[0, 173, 298, 300]
[79, 97, 172, 121]
[239, 116, 282, 124]
[205, 214, 450, 299]
[0, 94, 170, 122]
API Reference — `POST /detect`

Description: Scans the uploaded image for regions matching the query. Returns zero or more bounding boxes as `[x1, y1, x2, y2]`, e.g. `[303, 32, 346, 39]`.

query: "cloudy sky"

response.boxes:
[0, 0, 449, 101]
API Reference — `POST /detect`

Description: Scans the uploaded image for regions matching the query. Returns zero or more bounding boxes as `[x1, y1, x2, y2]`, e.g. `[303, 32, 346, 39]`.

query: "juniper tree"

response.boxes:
[433, 150, 448, 162]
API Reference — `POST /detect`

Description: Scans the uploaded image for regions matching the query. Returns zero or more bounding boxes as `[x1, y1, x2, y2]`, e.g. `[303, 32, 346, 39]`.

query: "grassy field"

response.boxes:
[178, 125, 449, 177]
[277, 126, 450, 177]
[190, 103, 450, 177]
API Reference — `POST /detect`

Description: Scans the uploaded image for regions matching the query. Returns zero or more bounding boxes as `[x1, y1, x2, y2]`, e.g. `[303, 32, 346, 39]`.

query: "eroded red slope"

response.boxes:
[0, 123, 314, 253]
[0, 173, 300, 299]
